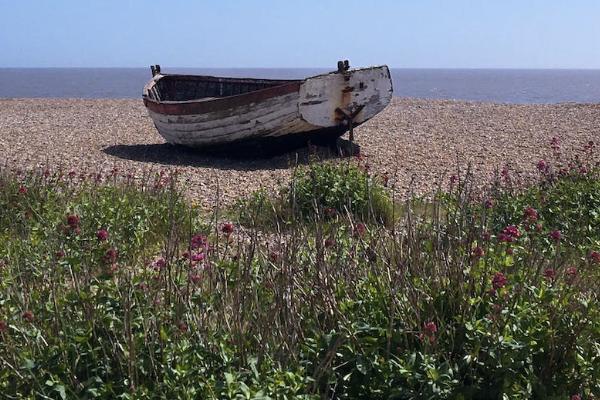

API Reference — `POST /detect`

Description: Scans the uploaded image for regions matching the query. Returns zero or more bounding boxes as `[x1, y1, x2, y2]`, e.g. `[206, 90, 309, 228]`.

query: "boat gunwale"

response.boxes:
[143, 65, 390, 116]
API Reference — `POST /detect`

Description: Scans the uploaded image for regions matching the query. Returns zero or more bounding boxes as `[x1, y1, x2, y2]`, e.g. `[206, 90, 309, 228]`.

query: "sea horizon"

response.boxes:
[1, 67, 600, 104]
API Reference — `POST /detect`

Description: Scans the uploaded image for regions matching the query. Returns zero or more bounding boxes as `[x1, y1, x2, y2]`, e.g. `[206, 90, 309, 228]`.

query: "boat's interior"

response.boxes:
[147, 75, 300, 102]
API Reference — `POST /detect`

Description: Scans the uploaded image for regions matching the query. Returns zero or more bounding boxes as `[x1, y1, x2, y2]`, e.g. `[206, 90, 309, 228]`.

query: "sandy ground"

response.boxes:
[1, 97, 599, 206]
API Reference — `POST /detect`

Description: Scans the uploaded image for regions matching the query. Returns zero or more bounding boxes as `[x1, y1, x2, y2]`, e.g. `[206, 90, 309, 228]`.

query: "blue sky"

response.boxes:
[1, 0, 600, 69]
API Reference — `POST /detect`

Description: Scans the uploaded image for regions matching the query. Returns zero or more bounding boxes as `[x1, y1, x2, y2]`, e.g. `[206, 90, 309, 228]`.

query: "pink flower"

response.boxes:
[354, 222, 367, 238]
[537, 159, 548, 173]
[571, 395, 581, 400]
[22, 310, 34, 323]
[104, 248, 118, 264]
[471, 246, 485, 258]
[506, 247, 514, 255]
[549, 230, 561, 242]
[498, 225, 520, 243]
[153, 257, 166, 270]
[543, 268, 557, 282]
[189, 273, 201, 284]
[492, 272, 508, 290]
[423, 321, 437, 335]
[565, 267, 578, 284]
[191, 253, 205, 262]
[589, 251, 600, 264]
[0, 320, 8, 333]
[190, 234, 207, 249]
[18, 185, 27, 195]
[523, 206, 538, 222]
[55, 250, 65, 259]
[66, 214, 80, 228]
[221, 223, 234, 235]
[96, 228, 109, 241]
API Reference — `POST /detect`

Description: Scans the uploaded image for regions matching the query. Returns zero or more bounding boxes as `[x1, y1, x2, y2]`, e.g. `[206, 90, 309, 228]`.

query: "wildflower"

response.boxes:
[66, 214, 80, 228]
[177, 321, 188, 333]
[565, 266, 578, 284]
[550, 136, 560, 152]
[506, 247, 514, 255]
[589, 250, 600, 264]
[190, 234, 207, 250]
[420, 321, 437, 343]
[423, 321, 437, 335]
[221, 222, 234, 235]
[471, 246, 485, 258]
[153, 257, 166, 270]
[18, 185, 27, 195]
[523, 206, 538, 222]
[268, 251, 280, 262]
[324, 207, 337, 218]
[549, 229, 561, 242]
[535, 223, 543, 232]
[189, 273, 201, 284]
[571, 395, 581, 400]
[354, 222, 367, 238]
[324, 238, 336, 248]
[55, 250, 65, 259]
[498, 225, 520, 243]
[501, 166, 510, 179]
[543, 268, 557, 282]
[537, 159, 548, 173]
[22, 311, 34, 323]
[96, 228, 109, 241]
[191, 253, 205, 262]
[492, 272, 508, 290]
[104, 248, 118, 264]
[0, 320, 8, 333]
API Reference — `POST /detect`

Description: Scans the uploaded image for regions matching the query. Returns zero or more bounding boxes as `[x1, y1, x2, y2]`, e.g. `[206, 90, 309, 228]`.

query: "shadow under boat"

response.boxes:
[103, 128, 361, 171]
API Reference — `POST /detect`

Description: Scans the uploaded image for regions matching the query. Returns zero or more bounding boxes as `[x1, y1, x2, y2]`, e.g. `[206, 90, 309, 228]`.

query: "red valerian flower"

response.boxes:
[565, 266, 578, 284]
[543, 268, 557, 282]
[472, 246, 485, 258]
[104, 248, 118, 264]
[492, 272, 508, 290]
[589, 250, 600, 264]
[96, 228, 109, 241]
[22, 310, 34, 323]
[55, 250, 65, 259]
[191, 253, 205, 262]
[221, 222, 234, 235]
[153, 257, 166, 270]
[177, 321, 188, 333]
[570, 395, 581, 400]
[66, 214, 80, 228]
[354, 222, 367, 238]
[537, 159, 548, 173]
[523, 206, 538, 222]
[423, 321, 437, 335]
[189, 273, 201, 284]
[549, 230, 561, 242]
[0, 320, 8, 333]
[18, 185, 28, 195]
[190, 233, 207, 250]
[498, 225, 521, 243]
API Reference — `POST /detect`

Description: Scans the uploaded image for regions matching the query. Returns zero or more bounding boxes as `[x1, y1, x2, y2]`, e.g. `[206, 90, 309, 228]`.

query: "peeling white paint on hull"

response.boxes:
[143, 64, 393, 148]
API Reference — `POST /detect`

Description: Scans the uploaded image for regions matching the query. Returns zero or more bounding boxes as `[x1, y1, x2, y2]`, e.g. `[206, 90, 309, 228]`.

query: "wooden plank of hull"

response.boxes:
[144, 65, 392, 147]
[148, 92, 318, 146]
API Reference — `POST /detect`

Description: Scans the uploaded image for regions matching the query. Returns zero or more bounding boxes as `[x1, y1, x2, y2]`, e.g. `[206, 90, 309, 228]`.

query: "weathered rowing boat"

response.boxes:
[142, 61, 393, 148]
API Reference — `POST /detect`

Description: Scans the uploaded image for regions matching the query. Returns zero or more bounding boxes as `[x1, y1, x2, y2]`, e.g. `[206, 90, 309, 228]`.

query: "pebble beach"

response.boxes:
[1, 97, 599, 206]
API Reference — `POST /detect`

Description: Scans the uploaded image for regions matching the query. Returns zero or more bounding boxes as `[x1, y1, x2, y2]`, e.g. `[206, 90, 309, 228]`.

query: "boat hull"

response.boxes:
[143, 65, 392, 148]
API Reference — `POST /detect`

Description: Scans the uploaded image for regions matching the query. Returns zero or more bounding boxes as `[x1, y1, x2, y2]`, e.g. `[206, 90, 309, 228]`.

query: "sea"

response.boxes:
[1, 68, 600, 104]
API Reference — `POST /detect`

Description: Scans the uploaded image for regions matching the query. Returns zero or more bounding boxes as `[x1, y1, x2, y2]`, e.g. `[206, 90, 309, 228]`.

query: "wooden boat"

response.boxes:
[142, 61, 393, 148]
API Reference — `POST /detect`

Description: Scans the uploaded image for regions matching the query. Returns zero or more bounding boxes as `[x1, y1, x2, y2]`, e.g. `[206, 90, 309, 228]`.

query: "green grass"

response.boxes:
[0, 153, 599, 399]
